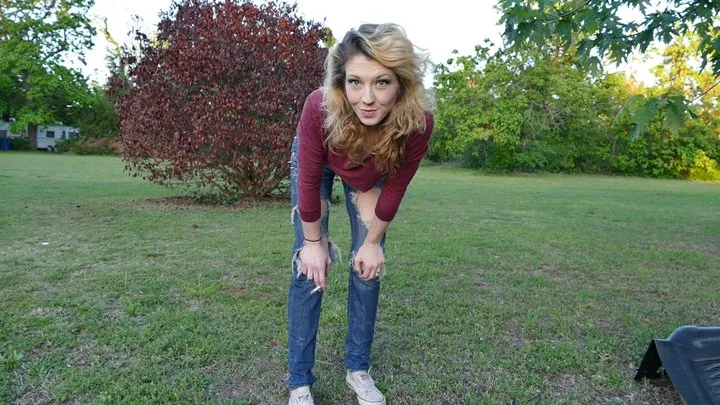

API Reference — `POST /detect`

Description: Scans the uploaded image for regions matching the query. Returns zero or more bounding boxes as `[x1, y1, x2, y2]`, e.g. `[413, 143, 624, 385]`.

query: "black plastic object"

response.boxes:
[635, 325, 720, 404]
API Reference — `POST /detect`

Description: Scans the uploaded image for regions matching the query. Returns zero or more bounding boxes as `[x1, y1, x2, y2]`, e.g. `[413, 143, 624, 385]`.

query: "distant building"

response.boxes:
[0, 120, 79, 151]
[0, 120, 25, 138]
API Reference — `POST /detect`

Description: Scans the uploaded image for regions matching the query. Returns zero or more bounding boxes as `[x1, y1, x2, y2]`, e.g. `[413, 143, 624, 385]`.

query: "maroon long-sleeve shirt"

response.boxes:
[297, 88, 434, 223]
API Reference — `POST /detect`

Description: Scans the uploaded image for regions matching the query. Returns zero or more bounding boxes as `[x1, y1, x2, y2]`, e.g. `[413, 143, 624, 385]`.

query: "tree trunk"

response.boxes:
[28, 124, 38, 150]
[21, 69, 39, 149]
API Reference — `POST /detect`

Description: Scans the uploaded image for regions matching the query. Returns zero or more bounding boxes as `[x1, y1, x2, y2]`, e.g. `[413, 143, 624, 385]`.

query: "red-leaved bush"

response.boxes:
[110, 0, 327, 198]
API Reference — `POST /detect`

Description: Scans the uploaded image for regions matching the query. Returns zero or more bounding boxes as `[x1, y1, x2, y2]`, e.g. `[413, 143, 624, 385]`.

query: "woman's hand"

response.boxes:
[353, 242, 385, 281]
[299, 240, 332, 292]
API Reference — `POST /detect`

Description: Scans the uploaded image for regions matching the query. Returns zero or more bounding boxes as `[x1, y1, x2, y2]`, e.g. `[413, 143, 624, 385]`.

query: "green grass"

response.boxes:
[1, 152, 718, 404]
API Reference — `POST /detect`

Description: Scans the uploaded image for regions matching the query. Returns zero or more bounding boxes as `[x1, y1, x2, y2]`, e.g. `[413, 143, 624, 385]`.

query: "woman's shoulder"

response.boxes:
[304, 88, 325, 110]
[402, 111, 434, 152]
[417, 110, 434, 140]
[424, 110, 435, 129]
[300, 88, 328, 124]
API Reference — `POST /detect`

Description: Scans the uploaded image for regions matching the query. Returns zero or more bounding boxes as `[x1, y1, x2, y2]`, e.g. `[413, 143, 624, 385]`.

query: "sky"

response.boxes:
[79, 0, 501, 85]
[78, 0, 657, 86]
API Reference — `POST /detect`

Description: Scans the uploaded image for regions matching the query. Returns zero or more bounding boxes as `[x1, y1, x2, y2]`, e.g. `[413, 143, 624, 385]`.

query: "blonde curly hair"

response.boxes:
[323, 23, 433, 177]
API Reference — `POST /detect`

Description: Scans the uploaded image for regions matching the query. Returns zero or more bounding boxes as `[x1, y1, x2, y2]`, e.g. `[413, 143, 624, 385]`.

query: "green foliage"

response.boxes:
[74, 86, 119, 139]
[433, 17, 720, 180]
[0, 0, 95, 147]
[431, 37, 720, 179]
[498, 0, 720, 136]
[614, 94, 694, 139]
[611, 121, 720, 179]
[689, 151, 720, 181]
[499, 0, 720, 75]
[55, 137, 118, 155]
[432, 42, 615, 173]
[1, 350, 24, 371]
[9, 137, 31, 151]
[650, 34, 720, 132]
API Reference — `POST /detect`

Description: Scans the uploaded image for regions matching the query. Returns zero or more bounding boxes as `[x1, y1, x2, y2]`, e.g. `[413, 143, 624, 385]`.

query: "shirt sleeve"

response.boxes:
[297, 89, 326, 222]
[374, 112, 434, 222]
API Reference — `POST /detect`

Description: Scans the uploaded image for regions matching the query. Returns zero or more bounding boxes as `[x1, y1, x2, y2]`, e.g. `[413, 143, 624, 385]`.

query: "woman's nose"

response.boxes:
[361, 87, 375, 105]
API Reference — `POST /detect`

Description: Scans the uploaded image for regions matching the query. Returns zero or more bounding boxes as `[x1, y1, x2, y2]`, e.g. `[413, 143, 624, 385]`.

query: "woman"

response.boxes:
[287, 23, 434, 405]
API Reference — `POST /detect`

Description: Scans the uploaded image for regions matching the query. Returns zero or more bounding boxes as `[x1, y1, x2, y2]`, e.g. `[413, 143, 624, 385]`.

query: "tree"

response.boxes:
[432, 41, 615, 172]
[75, 85, 119, 139]
[0, 0, 95, 148]
[650, 34, 720, 129]
[111, 0, 328, 199]
[614, 34, 720, 180]
[498, 0, 720, 136]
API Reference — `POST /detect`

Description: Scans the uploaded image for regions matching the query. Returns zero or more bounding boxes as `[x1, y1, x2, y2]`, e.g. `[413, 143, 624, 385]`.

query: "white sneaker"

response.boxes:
[346, 371, 386, 405]
[288, 385, 314, 405]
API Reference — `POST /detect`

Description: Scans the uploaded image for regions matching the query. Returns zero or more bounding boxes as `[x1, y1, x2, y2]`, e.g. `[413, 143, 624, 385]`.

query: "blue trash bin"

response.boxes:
[0, 138, 11, 151]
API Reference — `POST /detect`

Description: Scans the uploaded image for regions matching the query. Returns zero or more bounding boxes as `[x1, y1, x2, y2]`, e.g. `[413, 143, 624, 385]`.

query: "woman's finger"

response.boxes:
[376, 260, 385, 278]
[357, 261, 366, 279]
[315, 265, 326, 291]
[367, 264, 378, 280]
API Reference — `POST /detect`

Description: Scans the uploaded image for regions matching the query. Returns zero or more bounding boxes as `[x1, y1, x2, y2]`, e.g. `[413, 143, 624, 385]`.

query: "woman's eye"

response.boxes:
[347, 79, 360, 86]
[377, 80, 390, 87]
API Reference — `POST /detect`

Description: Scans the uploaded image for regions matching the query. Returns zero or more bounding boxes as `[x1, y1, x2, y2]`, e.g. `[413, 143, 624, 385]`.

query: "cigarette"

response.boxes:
[310, 286, 323, 294]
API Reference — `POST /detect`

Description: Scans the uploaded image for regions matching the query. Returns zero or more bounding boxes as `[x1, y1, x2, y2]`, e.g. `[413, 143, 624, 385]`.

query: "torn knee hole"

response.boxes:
[351, 189, 380, 224]
[290, 200, 330, 225]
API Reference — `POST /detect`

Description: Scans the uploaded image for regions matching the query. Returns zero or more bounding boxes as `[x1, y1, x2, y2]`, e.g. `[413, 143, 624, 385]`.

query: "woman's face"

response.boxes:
[344, 54, 401, 128]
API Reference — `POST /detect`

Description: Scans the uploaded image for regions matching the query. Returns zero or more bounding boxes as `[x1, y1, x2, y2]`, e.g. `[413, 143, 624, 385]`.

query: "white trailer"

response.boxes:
[36, 124, 79, 151]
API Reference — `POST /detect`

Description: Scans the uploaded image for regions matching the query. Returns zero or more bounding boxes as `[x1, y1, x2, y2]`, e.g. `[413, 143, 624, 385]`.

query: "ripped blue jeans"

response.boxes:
[287, 136, 386, 390]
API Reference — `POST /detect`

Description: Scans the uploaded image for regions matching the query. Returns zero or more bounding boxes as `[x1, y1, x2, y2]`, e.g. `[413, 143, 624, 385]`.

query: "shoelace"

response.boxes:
[356, 373, 377, 390]
[296, 393, 312, 404]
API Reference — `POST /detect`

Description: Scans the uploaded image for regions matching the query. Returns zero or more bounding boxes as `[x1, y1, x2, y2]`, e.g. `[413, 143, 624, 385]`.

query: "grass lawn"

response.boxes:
[1, 152, 718, 404]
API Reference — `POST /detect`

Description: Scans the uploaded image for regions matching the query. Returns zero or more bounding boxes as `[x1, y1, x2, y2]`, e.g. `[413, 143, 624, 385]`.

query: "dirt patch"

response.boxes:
[201, 364, 221, 377]
[216, 362, 287, 403]
[473, 268, 506, 296]
[30, 307, 67, 317]
[636, 242, 720, 258]
[695, 245, 720, 255]
[26, 340, 55, 359]
[218, 374, 252, 400]
[65, 332, 98, 369]
[254, 277, 271, 286]
[65, 341, 97, 369]
[525, 263, 564, 281]
[222, 272, 250, 297]
[596, 318, 627, 335]
[221, 273, 245, 288]
[541, 373, 683, 404]
[547, 373, 584, 396]
[100, 346, 137, 370]
[623, 375, 683, 404]
[187, 299, 200, 311]
[11, 387, 52, 405]
[504, 322, 531, 349]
